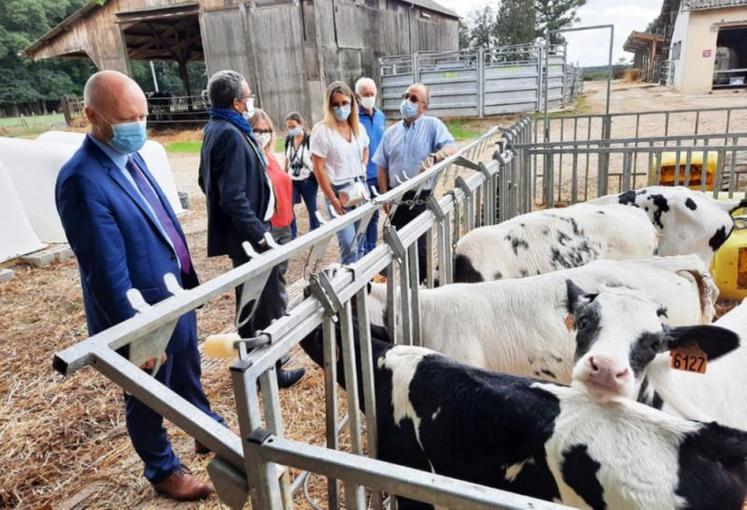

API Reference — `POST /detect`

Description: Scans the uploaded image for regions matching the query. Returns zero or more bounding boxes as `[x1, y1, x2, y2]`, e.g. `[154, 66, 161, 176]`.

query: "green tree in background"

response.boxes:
[467, 5, 496, 49]
[494, 0, 536, 46]
[0, 0, 94, 116]
[534, 0, 586, 44]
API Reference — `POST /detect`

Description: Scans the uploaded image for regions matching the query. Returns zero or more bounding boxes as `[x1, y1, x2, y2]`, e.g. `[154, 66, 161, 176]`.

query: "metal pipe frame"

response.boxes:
[52, 120, 542, 510]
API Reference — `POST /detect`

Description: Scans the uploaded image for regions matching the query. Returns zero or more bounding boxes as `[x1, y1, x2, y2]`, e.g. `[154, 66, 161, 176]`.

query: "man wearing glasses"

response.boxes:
[372, 83, 457, 281]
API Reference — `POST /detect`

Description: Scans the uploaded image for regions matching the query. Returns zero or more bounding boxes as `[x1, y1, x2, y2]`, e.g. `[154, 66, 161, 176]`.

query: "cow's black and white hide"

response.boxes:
[584, 286, 747, 430]
[565, 280, 739, 405]
[589, 186, 747, 266]
[369, 256, 718, 385]
[299, 323, 747, 510]
[453, 203, 657, 283]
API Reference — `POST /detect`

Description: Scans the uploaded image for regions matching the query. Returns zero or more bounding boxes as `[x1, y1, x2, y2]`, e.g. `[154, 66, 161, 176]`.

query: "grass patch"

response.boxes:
[532, 92, 592, 120]
[444, 119, 483, 141]
[165, 137, 286, 154]
[0, 113, 66, 137]
[165, 140, 202, 153]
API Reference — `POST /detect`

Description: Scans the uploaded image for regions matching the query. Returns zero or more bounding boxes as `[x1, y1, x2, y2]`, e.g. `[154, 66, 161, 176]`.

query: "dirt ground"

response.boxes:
[2, 82, 747, 509]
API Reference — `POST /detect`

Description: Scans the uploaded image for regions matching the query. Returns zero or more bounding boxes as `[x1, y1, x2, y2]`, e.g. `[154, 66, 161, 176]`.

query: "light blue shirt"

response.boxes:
[371, 115, 455, 190]
[89, 135, 178, 264]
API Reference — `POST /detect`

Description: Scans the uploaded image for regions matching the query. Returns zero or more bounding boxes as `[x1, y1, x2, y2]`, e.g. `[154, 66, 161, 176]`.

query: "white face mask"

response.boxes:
[243, 97, 256, 120]
[256, 132, 272, 148]
[360, 96, 376, 111]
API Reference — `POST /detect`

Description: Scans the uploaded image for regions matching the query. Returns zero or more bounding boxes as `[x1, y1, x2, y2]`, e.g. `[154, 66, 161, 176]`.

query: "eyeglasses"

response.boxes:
[254, 129, 272, 134]
[240, 94, 256, 101]
[402, 93, 421, 104]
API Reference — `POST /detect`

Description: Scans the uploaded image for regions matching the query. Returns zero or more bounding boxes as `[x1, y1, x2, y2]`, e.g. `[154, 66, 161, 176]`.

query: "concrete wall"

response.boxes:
[670, 9, 690, 89]
[673, 6, 747, 94]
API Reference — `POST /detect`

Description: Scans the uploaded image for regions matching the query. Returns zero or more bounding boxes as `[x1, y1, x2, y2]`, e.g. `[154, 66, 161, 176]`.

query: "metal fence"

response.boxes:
[52, 121, 568, 509]
[380, 43, 582, 119]
[524, 106, 747, 206]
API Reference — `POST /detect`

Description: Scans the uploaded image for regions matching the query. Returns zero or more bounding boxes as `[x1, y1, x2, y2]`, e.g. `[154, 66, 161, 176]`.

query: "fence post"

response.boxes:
[598, 115, 612, 197]
[477, 47, 485, 118]
[536, 43, 543, 112]
[413, 52, 420, 83]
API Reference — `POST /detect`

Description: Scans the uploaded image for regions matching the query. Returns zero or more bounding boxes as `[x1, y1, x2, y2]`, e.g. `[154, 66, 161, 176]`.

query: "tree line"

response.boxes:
[0, 0, 204, 118]
[458, 0, 586, 50]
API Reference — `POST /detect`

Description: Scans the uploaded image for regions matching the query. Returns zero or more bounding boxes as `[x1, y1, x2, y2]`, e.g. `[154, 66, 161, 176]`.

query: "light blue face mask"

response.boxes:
[108, 119, 148, 154]
[400, 100, 419, 120]
[332, 104, 351, 122]
[288, 126, 303, 137]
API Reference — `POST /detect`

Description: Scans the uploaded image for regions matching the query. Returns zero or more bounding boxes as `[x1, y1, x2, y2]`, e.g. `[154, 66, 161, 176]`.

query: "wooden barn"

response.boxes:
[24, 0, 459, 125]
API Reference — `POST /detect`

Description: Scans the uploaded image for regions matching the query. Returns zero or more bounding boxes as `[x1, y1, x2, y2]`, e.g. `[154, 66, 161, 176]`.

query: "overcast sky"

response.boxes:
[438, 0, 662, 66]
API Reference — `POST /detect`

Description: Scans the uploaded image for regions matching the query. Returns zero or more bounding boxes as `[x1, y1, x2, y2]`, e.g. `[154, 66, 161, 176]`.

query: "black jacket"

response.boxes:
[199, 119, 271, 259]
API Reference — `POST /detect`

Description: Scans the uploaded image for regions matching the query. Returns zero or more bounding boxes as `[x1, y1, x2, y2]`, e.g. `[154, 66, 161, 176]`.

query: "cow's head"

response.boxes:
[566, 279, 739, 401]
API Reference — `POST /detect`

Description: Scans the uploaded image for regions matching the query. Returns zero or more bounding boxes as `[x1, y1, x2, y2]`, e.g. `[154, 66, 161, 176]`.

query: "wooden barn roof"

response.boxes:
[25, 0, 458, 60]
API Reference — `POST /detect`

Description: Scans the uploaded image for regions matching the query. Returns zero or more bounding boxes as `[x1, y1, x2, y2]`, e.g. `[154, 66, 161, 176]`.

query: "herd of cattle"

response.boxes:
[298, 185, 747, 509]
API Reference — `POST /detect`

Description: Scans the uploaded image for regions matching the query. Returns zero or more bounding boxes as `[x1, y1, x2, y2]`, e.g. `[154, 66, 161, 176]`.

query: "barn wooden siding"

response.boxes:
[27, 0, 458, 126]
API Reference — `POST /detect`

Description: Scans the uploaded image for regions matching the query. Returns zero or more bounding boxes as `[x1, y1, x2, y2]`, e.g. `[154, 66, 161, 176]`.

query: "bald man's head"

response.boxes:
[84, 70, 148, 145]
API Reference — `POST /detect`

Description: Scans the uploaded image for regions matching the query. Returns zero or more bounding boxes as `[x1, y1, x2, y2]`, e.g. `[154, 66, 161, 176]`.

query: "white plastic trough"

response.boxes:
[37, 131, 185, 216]
[0, 161, 45, 262]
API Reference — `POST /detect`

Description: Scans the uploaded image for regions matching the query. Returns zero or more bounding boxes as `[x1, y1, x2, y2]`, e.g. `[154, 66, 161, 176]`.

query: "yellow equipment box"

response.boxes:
[649, 151, 719, 189]
[711, 215, 747, 301]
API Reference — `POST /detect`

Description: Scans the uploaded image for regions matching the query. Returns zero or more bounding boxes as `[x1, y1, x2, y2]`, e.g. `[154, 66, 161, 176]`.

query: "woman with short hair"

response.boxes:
[284, 111, 319, 239]
[249, 109, 293, 291]
[309, 81, 370, 264]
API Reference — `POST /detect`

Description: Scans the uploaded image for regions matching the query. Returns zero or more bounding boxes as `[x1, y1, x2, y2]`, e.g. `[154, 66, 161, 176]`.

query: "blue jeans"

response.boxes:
[327, 183, 366, 265]
[290, 177, 320, 239]
[362, 177, 380, 254]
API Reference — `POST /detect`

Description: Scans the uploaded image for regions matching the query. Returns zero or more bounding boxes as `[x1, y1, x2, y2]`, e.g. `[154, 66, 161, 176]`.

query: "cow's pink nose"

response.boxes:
[587, 356, 631, 388]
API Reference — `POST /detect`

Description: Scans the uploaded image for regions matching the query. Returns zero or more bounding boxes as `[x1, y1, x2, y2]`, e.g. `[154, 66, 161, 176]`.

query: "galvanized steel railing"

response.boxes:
[53, 119, 569, 509]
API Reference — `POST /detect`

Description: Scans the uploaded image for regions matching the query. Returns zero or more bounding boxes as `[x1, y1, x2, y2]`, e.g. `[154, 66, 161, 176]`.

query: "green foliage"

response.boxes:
[130, 60, 207, 95]
[495, 0, 536, 46]
[0, 0, 95, 110]
[466, 5, 496, 49]
[534, 0, 586, 44]
[458, 20, 472, 50]
[444, 119, 482, 141]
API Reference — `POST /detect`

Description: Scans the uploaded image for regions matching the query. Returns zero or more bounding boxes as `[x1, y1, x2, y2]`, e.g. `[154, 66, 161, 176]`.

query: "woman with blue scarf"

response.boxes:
[198, 70, 305, 389]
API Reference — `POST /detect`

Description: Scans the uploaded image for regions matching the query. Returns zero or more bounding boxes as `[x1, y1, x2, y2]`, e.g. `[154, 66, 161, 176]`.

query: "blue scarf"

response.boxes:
[209, 107, 266, 166]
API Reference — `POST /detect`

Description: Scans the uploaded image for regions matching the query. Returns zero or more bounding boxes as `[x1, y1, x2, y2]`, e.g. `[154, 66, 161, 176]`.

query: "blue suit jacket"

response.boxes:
[56, 136, 199, 354]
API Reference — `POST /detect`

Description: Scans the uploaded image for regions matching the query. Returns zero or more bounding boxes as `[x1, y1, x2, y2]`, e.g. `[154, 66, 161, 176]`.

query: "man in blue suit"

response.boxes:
[56, 70, 221, 501]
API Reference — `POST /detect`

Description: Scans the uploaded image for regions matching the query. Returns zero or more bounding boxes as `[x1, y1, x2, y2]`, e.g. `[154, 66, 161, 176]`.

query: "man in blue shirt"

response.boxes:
[356, 77, 386, 254]
[372, 83, 457, 281]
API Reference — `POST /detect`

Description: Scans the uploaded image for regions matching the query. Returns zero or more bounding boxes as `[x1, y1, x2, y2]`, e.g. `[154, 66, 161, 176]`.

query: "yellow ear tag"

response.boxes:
[564, 314, 575, 332]
[670, 345, 707, 374]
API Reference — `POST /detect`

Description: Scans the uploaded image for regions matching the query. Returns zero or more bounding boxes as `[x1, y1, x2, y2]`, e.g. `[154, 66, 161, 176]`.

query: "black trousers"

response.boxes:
[390, 189, 431, 282]
[231, 252, 286, 339]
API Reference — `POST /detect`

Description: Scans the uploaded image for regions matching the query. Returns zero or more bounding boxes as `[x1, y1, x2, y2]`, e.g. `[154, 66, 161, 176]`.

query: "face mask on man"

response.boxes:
[106, 118, 148, 154]
[400, 99, 419, 120]
[256, 132, 272, 148]
[288, 126, 303, 137]
[333, 104, 351, 122]
[243, 97, 256, 120]
[359, 96, 376, 111]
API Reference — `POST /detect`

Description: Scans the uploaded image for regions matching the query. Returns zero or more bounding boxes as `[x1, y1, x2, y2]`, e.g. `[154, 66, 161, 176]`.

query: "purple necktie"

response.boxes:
[126, 157, 192, 274]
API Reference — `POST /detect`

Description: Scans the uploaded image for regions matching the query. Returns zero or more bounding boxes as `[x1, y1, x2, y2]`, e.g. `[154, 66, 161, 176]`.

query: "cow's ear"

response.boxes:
[662, 325, 740, 361]
[566, 279, 597, 315]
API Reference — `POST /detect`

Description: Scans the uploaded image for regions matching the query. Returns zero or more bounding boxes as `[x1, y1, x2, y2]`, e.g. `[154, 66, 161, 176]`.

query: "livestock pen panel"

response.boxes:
[51, 108, 747, 509]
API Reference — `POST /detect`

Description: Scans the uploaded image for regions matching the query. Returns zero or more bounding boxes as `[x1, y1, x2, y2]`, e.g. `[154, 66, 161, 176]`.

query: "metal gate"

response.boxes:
[380, 43, 580, 119]
[52, 122, 567, 509]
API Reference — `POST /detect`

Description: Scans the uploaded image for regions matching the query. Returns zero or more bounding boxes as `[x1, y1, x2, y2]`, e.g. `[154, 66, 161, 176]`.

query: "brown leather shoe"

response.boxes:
[152, 466, 214, 501]
[195, 426, 241, 454]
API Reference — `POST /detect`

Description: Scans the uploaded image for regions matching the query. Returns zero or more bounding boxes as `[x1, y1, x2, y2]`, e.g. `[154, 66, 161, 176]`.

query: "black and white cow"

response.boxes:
[369, 256, 718, 385]
[590, 186, 747, 267]
[300, 321, 747, 510]
[453, 203, 657, 283]
[569, 284, 747, 430]
[565, 280, 739, 405]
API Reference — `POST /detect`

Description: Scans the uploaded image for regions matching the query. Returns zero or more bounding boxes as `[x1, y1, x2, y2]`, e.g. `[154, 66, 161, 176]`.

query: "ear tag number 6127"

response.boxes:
[670, 345, 707, 374]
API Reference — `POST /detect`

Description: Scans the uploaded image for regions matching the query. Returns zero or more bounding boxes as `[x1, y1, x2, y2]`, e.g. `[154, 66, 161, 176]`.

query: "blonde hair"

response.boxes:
[322, 81, 361, 137]
[249, 108, 275, 152]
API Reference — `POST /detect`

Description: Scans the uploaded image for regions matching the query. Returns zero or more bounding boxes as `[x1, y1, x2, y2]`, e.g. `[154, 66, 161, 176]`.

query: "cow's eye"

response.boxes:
[576, 317, 589, 330]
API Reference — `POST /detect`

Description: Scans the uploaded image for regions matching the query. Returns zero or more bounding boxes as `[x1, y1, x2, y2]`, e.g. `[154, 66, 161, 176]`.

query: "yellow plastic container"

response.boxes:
[711, 215, 747, 300]
[649, 151, 719, 190]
